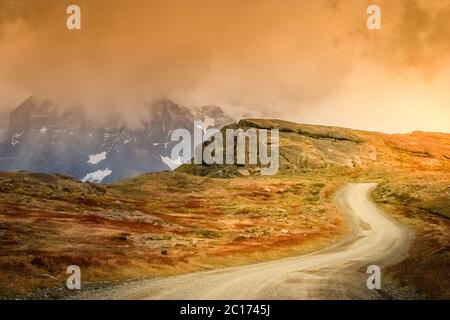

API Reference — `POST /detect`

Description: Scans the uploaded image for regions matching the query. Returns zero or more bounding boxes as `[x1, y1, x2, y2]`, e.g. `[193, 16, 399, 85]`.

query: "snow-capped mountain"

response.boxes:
[0, 97, 234, 183]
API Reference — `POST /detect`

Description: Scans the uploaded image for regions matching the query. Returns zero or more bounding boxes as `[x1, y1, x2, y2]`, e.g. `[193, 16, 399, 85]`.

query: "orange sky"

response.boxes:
[0, 0, 449, 133]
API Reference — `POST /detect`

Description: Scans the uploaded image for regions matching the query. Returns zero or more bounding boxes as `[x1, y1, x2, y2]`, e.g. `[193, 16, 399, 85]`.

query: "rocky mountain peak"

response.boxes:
[0, 96, 235, 182]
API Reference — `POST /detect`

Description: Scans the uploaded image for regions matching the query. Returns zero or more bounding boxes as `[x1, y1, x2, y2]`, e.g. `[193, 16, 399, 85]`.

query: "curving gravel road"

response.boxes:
[87, 183, 413, 299]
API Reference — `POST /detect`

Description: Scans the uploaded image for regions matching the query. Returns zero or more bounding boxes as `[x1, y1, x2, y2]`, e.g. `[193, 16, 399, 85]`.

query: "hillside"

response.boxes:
[0, 170, 350, 298]
[0, 119, 448, 298]
[179, 119, 450, 177]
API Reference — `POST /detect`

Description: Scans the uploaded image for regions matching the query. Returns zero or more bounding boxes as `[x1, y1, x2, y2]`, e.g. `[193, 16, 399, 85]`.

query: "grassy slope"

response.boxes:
[0, 119, 449, 298]
[0, 170, 349, 298]
[371, 172, 450, 298]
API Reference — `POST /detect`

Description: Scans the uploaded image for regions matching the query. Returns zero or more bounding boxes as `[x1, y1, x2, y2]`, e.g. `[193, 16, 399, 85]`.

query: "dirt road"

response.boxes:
[87, 183, 413, 299]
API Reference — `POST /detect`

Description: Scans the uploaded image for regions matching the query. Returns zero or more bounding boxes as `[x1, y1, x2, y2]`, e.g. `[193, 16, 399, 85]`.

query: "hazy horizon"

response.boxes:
[1, 0, 450, 134]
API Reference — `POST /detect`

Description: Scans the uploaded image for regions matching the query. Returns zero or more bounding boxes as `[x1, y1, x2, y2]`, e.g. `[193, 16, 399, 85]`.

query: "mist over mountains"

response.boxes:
[0, 97, 234, 183]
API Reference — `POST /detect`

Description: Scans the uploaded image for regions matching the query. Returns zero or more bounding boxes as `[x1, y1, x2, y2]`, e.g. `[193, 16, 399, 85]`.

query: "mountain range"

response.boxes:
[0, 97, 234, 183]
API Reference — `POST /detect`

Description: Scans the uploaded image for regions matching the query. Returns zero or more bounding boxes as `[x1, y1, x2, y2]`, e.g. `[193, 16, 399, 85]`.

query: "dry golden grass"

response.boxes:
[0, 120, 449, 298]
[371, 171, 450, 299]
[0, 171, 349, 298]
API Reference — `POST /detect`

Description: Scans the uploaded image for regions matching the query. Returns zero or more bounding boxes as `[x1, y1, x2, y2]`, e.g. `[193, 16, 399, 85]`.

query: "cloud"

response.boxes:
[367, 0, 450, 79]
[0, 0, 449, 133]
[0, 1, 358, 111]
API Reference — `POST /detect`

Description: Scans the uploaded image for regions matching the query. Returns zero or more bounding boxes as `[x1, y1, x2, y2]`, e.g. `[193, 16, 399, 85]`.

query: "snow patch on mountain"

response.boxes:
[82, 168, 112, 183]
[87, 151, 107, 164]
